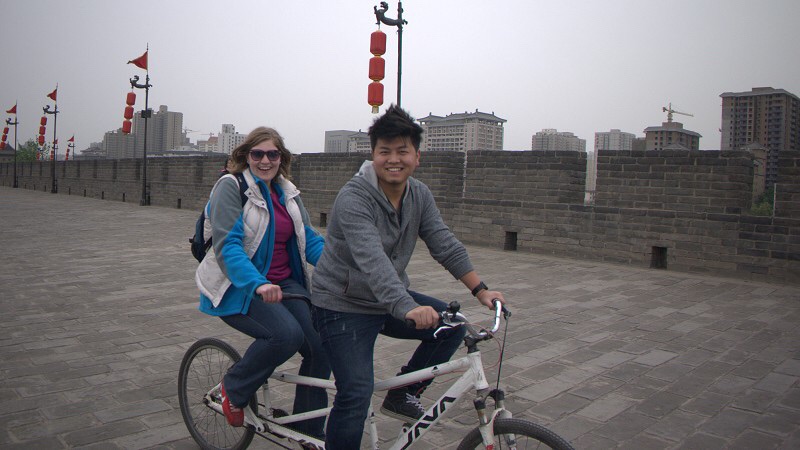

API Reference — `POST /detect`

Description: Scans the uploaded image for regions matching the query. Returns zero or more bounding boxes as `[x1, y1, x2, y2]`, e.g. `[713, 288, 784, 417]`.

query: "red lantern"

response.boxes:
[124, 106, 134, 120]
[126, 91, 136, 106]
[0, 142, 5, 150]
[370, 30, 386, 56]
[369, 56, 385, 82]
[66, 149, 70, 161]
[2, 127, 8, 135]
[38, 135, 45, 145]
[1, 133, 6, 143]
[122, 120, 132, 134]
[50, 150, 54, 160]
[39, 126, 46, 135]
[368, 82, 384, 114]
[40, 116, 47, 126]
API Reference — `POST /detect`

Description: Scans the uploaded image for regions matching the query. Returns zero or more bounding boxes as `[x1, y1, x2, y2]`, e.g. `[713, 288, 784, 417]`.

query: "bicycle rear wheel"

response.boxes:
[178, 337, 256, 450]
[457, 418, 575, 450]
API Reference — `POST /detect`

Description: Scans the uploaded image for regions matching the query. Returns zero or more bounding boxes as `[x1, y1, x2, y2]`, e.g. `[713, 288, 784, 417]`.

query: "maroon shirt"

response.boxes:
[266, 188, 293, 282]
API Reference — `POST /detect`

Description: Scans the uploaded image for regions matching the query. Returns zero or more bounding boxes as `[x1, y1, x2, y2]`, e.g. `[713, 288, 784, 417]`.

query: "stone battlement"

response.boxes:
[2, 149, 798, 283]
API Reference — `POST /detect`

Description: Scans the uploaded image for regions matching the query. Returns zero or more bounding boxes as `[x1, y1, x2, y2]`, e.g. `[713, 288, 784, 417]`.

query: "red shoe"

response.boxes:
[220, 382, 244, 427]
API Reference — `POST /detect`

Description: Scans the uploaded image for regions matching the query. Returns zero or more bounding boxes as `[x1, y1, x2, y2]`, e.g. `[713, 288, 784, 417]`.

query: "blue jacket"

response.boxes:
[196, 168, 324, 316]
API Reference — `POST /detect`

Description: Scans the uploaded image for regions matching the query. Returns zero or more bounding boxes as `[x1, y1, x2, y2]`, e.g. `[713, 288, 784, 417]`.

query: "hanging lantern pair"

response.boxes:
[368, 29, 386, 113]
[122, 91, 136, 134]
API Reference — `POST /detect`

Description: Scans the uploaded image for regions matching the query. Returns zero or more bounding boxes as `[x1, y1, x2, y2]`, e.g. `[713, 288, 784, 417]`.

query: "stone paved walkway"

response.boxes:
[1, 187, 799, 449]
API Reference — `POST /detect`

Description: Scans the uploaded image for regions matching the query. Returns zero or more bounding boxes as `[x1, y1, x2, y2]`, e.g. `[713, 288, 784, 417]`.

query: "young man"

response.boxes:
[310, 105, 505, 449]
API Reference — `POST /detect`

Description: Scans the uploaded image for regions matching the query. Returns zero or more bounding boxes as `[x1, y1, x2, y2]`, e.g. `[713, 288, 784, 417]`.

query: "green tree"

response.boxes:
[750, 186, 774, 216]
[15, 139, 40, 162]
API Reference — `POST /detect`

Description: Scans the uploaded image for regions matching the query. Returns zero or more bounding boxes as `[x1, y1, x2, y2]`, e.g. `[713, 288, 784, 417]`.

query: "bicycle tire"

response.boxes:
[178, 338, 257, 450]
[457, 418, 575, 450]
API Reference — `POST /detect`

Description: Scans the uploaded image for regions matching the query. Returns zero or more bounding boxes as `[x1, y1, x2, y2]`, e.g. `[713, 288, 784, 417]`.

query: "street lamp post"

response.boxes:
[43, 103, 59, 194]
[6, 116, 18, 188]
[130, 74, 152, 206]
[374, 1, 407, 107]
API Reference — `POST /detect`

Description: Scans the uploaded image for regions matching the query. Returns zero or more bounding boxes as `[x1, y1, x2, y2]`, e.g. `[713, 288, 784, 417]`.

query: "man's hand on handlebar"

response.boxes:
[476, 289, 505, 310]
[405, 305, 440, 329]
[256, 284, 283, 303]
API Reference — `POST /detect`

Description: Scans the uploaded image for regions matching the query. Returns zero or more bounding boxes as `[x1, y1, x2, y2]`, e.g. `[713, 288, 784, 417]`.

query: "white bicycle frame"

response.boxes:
[203, 306, 510, 449]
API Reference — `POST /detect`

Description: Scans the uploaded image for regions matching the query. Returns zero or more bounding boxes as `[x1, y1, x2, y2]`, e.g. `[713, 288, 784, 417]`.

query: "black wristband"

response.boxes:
[471, 281, 488, 297]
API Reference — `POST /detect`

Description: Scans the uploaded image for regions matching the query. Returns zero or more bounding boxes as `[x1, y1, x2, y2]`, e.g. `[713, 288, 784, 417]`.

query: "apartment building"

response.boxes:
[418, 110, 505, 152]
[643, 121, 701, 151]
[720, 87, 800, 187]
[217, 124, 248, 155]
[532, 129, 586, 152]
[324, 130, 370, 153]
[594, 129, 636, 151]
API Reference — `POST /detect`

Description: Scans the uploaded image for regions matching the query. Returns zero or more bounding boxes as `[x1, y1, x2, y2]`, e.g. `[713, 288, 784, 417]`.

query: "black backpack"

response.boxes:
[190, 172, 248, 262]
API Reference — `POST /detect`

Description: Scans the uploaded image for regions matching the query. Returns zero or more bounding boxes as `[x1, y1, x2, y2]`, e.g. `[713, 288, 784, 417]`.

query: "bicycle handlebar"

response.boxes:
[406, 300, 510, 339]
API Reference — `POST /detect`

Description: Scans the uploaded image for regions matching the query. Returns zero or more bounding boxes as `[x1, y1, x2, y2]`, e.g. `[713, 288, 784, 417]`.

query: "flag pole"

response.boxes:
[43, 84, 59, 193]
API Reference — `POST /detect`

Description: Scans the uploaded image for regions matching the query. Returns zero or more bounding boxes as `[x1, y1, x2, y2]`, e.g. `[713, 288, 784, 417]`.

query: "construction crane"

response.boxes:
[662, 103, 693, 123]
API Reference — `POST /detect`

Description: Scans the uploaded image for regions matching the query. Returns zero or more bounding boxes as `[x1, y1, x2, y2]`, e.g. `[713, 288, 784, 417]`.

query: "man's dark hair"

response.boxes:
[368, 104, 424, 151]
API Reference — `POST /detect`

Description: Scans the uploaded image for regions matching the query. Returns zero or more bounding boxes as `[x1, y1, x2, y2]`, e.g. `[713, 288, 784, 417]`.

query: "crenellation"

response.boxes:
[3, 149, 798, 283]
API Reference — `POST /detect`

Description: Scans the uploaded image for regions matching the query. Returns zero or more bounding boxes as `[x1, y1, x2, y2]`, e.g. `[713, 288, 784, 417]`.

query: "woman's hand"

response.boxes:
[256, 284, 283, 303]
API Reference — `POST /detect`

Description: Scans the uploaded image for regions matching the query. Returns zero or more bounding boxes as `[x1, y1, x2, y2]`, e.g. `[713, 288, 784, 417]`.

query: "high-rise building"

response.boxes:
[218, 124, 248, 155]
[103, 129, 136, 159]
[324, 130, 370, 153]
[643, 121, 701, 151]
[594, 129, 636, 151]
[131, 105, 184, 156]
[720, 87, 800, 187]
[418, 110, 505, 152]
[531, 129, 586, 152]
[197, 135, 219, 153]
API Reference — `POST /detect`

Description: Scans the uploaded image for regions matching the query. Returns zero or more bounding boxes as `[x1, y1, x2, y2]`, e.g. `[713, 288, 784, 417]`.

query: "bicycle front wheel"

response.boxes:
[178, 338, 255, 450]
[457, 418, 575, 450]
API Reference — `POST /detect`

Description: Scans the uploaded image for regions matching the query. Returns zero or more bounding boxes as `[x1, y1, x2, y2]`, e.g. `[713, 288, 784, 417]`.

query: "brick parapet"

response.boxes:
[2, 150, 797, 284]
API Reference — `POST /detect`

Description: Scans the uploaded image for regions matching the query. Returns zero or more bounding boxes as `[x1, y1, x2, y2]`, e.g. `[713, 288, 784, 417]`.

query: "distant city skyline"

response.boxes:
[2, 1, 799, 155]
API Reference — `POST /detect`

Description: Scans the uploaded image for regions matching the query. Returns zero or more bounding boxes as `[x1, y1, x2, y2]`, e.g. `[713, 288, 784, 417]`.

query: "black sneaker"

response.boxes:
[380, 389, 425, 422]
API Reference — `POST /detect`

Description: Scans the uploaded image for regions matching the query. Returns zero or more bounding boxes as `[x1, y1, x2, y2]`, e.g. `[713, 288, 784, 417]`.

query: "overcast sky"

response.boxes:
[3, 0, 799, 154]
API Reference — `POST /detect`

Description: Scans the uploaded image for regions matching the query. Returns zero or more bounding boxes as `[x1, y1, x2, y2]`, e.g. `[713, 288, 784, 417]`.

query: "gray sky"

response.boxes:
[3, 0, 799, 154]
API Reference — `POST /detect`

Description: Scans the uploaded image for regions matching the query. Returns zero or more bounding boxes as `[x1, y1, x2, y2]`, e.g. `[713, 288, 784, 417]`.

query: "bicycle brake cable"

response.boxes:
[495, 312, 509, 392]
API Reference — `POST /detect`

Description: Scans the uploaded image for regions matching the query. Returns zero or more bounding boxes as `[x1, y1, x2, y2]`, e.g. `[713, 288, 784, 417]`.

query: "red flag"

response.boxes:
[68, 135, 75, 142]
[6, 104, 16, 114]
[127, 51, 148, 70]
[47, 88, 57, 102]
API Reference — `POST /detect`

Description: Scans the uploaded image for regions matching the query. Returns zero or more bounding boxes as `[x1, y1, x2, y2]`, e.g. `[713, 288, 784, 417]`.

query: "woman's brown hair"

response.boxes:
[227, 126, 292, 180]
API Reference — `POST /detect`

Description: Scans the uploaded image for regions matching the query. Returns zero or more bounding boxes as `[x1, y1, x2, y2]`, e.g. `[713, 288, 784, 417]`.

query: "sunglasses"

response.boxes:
[249, 149, 281, 162]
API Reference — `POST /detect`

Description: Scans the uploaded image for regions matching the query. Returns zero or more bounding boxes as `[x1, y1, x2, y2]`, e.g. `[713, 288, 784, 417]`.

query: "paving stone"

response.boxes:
[634, 390, 689, 419]
[617, 433, 672, 450]
[755, 373, 799, 394]
[680, 392, 733, 416]
[680, 432, 730, 449]
[575, 393, 637, 422]
[593, 411, 657, 442]
[728, 429, 783, 450]
[700, 407, 761, 439]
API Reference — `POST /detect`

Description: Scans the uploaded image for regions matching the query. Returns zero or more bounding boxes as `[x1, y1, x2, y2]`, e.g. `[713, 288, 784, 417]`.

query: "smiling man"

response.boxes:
[310, 105, 505, 450]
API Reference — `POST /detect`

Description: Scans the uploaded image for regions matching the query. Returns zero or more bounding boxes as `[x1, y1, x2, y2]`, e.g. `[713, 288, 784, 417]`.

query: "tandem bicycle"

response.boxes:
[178, 298, 575, 449]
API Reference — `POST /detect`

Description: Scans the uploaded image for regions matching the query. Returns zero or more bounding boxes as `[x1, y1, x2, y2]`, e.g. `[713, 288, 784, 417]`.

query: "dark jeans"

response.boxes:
[312, 291, 466, 450]
[222, 278, 330, 437]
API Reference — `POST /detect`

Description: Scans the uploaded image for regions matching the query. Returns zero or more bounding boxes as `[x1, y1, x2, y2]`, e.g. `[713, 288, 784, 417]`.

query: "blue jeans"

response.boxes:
[222, 278, 330, 438]
[312, 291, 466, 450]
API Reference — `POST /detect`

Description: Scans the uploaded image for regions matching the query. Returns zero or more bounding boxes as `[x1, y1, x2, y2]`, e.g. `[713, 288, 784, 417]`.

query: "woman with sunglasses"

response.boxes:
[195, 127, 329, 438]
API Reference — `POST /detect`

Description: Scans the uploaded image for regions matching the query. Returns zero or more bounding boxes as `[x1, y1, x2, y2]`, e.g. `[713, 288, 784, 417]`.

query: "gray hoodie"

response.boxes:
[310, 161, 474, 320]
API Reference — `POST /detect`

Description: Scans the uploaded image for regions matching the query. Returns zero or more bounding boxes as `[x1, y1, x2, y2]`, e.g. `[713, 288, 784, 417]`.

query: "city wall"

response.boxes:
[2, 150, 798, 284]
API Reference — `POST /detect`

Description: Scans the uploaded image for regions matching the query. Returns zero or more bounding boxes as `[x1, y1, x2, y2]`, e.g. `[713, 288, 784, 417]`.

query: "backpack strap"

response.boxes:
[234, 172, 248, 206]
